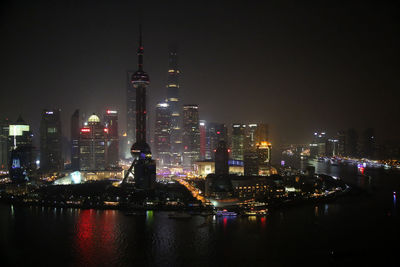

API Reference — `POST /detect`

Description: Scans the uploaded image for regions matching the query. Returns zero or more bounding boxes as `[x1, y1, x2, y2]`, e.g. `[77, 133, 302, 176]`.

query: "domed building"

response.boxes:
[79, 113, 109, 171]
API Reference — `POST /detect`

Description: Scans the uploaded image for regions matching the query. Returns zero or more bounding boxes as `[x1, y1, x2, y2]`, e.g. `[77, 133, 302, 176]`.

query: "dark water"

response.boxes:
[1, 161, 400, 266]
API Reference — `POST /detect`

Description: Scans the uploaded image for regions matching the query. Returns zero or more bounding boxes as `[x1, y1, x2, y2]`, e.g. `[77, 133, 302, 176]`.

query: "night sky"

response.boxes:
[1, 0, 399, 147]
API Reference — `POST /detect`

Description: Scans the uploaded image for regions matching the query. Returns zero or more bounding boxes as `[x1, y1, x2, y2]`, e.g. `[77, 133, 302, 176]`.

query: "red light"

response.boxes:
[104, 128, 109, 133]
[106, 110, 111, 114]
[184, 146, 188, 150]
[217, 131, 220, 134]
[228, 149, 231, 153]
[80, 128, 91, 133]
[144, 110, 147, 114]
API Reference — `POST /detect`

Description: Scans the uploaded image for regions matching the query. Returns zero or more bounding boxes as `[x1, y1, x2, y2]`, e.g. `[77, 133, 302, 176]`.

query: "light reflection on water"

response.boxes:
[2, 161, 400, 266]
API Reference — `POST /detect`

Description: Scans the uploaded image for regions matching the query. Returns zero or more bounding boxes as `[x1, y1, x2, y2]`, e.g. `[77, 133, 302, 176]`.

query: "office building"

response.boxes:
[40, 109, 63, 171]
[182, 105, 200, 168]
[215, 141, 229, 175]
[166, 45, 182, 166]
[71, 110, 80, 171]
[154, 102, 171, 167]
[9, 116, 33, 182]
[104, 109, 119, 169]
[206, 122, 227, 160]
[79, 114, 108, 171]
[0, 118, 10, 170]
[231, 124, 246, 160]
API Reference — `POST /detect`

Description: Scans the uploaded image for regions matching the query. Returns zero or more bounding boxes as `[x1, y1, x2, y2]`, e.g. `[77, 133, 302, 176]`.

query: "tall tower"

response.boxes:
[182, 105, 200, 169]
[166, 45, 182, 166]
[154, 102, 171, 167]
[124, 25, 156, 190]
[104, 109, 119, 169]
[126, 71, 136, 159]
[40, 109, 63, 171]
[70, 109, 80, 171]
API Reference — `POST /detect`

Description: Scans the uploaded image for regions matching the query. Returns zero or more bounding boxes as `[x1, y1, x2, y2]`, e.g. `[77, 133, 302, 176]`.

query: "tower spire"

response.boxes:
[137, 24, 144, 71]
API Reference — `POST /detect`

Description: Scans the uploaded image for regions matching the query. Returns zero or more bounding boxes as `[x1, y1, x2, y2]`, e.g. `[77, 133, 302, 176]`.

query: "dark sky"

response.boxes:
[1, 0, 399, 147]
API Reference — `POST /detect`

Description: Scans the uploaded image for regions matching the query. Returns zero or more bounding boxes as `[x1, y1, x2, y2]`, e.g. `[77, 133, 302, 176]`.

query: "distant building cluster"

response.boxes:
[308, 128, 377, 159]
[0, 39, 273, 184]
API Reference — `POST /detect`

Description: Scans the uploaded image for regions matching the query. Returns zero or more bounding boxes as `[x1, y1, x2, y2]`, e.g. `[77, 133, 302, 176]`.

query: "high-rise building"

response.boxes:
[71, 109, 80, 171]
[346, 128, 358, 157]
[199, 120, 207, 160]
[231, 124, 246, 160]
[0, 118, 10, 170]
[337, 130, 346, 156]
[9, 116, 33, 182]
[154, 102, 171, 167]
[40, 109, 63, 171]
[126, 70, 136, 159]
[104, 109, 119, 169]
[166, 45, 182, 166]
[79, 114, 108, 171]
[182, 105, 200, 168]
[124, 25, 156, 190]
[360, 128, 375, 158]
[206, 122, 227, 160]
[310, 132, 327, 157]
[215, 141, 229, 175]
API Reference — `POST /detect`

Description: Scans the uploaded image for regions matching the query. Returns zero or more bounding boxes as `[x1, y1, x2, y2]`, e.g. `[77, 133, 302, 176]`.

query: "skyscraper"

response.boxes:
[40, 109, 63, 171]
[360, 128, 375, 158]
[215, 141, 229, 175]
[126, 70, 136, 159]
[346, 128, 358, 157]
[104, 109, 119, 169]
[79, 114, 108, 171]
[182, 105, 200, 168]
[205, 122, 227, 160]
[166, 45, 182, 166]
[154, 102, 171, 167]
[71, 109, 80, 171]
[0, 118, 10, 170]
[199, 120, 207, 160]
[9, 116, 33, 182]
[231, 124, 246, 160]
[124, 25, 156, 190]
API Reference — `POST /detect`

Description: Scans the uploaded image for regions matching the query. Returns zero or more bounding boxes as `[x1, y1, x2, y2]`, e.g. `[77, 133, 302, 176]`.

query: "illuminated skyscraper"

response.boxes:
[154, 102, 171, 167]
[40, 109, 63, 171]
[231, 124, 246, 160]
[124, 25, 156, 190]
[199, 120, 207, 160]
[182, 105, 200, 168]
[71, 109, 80, 171]
[79, 114, 108, 171]
[166, 45, 182, 166]
[9, 116, 33, 182]
[206, 122, 227, 160]
[104, 109, 119, 169]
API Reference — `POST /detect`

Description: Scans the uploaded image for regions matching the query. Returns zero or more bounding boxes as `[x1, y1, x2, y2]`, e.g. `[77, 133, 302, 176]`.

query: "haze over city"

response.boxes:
[1, 2, 400, 266]
[1, 1, 399, 146]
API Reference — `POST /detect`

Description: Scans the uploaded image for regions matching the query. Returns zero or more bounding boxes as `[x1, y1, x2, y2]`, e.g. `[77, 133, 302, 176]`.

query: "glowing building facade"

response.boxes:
[104, 109, 119, 169]
[9, 116, 33, 182]
[166, 45, 182, 166]
[154, 102, 171, 167]
[182, 105, 200, 168]
[79, 114, 108, 171]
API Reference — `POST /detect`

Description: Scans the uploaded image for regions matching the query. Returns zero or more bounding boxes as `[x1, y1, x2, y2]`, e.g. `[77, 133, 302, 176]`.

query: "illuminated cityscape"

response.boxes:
[0, 1, 399, 266]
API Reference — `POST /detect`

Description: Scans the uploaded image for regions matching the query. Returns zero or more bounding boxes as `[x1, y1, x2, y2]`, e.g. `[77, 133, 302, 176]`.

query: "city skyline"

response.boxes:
[1, 1, 399, 148]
